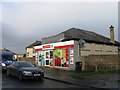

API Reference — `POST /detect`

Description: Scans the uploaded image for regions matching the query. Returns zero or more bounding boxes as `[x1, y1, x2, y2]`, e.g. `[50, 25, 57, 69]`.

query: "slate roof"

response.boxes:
[60, 28, 120, 46]
[26, 40, 41, 49]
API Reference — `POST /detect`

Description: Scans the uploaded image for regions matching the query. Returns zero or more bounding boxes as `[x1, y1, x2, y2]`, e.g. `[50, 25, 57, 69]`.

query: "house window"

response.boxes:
[27, 52, 29, 56]
[33, 49, 35, 53]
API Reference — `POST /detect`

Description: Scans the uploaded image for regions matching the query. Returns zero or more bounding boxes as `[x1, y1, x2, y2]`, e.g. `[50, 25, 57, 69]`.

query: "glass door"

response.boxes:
[38, 51, 45, 66]
[45, 51, 50, 66]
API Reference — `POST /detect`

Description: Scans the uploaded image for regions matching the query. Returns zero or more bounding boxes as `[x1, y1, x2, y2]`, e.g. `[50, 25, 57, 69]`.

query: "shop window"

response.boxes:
[50, 59, 53, 66]
[45, 51, 50, 59]
[61, 49, 67, 67]
[50, 51, 53, 59]
[61, 58, 66, 67]
[54, 49, 67, 67]
[38, 51, 45, 66]
[54, 49, 62, 66]
[46, 60, 49, 65]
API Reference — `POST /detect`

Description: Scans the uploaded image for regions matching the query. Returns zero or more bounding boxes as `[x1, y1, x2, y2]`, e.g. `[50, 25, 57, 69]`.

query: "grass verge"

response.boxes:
[71, 70, 119, 79]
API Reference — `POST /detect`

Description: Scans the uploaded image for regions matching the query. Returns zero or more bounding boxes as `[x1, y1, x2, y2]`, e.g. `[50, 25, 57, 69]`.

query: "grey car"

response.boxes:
[6, 61, 44, 80]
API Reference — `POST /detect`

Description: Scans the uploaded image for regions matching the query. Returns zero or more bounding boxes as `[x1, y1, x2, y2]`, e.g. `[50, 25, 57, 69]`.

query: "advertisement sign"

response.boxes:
[70, 50, 74, 56]
[43, 45, 54, 50]
[70, 57, 74, 64]
[70, 49, 74, 64]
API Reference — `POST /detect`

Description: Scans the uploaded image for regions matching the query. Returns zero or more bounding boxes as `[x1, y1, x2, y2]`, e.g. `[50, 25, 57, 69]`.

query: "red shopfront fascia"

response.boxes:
[35, 44, 74, 51]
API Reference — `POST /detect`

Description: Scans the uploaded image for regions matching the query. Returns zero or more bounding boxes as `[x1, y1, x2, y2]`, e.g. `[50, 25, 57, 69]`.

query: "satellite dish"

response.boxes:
[79, 39, 85, 48]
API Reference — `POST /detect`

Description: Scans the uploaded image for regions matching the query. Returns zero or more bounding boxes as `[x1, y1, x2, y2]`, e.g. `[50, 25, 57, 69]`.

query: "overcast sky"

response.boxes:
[0, 1, 119, 54]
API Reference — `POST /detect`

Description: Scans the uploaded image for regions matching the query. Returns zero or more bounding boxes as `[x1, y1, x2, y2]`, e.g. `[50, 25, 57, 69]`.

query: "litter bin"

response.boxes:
[75, 62, 82, 71]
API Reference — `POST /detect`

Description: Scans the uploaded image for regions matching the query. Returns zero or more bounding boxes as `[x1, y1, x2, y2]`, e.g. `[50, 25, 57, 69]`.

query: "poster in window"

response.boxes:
[61, 49, 66, 67]
[50, 51, 53, 59]
[45, 51, 50, 59]
[54, 49, 61, 66]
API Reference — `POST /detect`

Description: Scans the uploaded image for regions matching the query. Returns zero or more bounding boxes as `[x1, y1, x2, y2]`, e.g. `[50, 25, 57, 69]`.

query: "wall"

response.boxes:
[82, 54, 119, 71]
[18, 57, 36, 64]
[75, 42, 119, 71]
[81, 43, 118, 56]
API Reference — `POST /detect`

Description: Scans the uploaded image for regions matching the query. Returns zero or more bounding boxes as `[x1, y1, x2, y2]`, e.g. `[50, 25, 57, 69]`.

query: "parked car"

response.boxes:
[0, 51, 16, 71]
[6, 61, 44, 80]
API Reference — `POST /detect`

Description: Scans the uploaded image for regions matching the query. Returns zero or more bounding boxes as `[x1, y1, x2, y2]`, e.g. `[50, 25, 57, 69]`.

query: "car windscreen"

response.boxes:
[1, 55, 13, 61]
[18, 62, 34, 67]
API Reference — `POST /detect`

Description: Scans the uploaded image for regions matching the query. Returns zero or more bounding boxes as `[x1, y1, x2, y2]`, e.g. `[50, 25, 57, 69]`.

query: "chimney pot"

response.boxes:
[110, 25, 114, 28]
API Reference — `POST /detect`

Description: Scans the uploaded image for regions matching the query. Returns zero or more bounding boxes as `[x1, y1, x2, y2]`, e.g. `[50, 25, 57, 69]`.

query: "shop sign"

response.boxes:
[70, 50, 74, 56]
[43, 45, 54, 50]
[35, 40, 74, 51]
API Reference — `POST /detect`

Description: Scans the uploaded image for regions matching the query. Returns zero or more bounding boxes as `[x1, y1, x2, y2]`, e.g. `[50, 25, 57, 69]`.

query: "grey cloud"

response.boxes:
[1, 2, 118, 53]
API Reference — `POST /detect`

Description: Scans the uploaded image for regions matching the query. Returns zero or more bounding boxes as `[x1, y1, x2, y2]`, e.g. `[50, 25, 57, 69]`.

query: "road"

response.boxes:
[1, 72, 85, 88]
[1, 72, 108, 90]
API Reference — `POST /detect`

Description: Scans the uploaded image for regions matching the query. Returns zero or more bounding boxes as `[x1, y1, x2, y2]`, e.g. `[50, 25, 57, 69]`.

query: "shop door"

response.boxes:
[44, 50, 54, 66]
[38, 51, 44, 66]
[45, 51, 50, 66]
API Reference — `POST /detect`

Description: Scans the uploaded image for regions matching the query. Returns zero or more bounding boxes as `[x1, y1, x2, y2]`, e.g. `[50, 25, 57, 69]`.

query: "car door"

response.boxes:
[12, 62, 19, 77]
[8, 62, 15, 75]
[13, 62, 20, 76]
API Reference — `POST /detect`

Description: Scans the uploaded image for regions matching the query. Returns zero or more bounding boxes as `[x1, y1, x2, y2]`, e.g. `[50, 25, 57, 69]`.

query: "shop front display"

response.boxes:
[34, 40, 74, 70]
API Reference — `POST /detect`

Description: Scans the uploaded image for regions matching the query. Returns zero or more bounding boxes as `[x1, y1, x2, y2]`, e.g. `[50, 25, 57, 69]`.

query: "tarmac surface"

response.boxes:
[42, 66, 119, 89]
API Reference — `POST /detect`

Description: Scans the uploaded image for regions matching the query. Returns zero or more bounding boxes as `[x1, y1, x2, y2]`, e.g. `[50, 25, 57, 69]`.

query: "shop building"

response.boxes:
[34, 40, 80, 70]
[34, 25, 120, 71]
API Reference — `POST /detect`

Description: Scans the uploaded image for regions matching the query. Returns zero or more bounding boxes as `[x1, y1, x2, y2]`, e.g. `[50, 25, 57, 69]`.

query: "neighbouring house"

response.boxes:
[25, 40, 41, 57]
[16, 54, 24, 60]
[34, 25, 120, 71]
[0, 48, 25, 60]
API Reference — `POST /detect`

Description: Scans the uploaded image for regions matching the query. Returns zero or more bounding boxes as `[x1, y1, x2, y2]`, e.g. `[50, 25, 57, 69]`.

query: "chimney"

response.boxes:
[109, 25, 115, 43]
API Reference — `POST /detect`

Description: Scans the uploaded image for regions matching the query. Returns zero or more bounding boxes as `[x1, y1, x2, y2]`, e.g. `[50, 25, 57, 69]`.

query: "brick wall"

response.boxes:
[82, 54, 119, 71]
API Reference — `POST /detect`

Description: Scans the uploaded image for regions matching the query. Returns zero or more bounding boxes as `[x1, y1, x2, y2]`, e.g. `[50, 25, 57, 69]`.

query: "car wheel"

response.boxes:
[19, 72, 23, 80]
[7, 70, 10, 76]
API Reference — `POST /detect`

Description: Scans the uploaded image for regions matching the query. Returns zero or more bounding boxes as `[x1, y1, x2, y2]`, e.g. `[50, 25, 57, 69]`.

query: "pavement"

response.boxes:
[41, 66, 119, 89]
